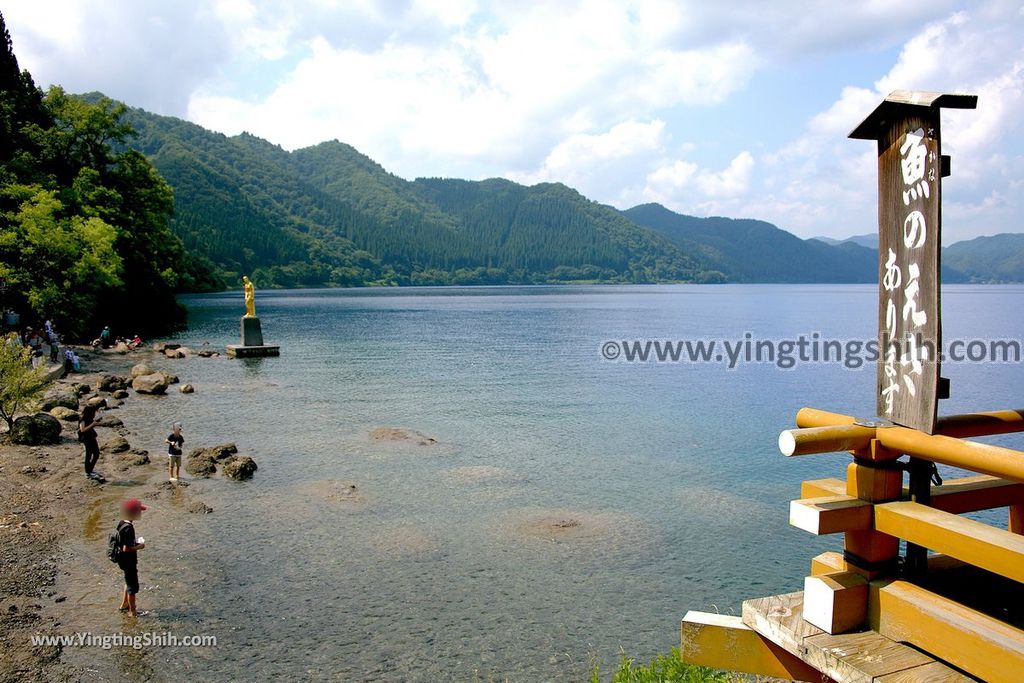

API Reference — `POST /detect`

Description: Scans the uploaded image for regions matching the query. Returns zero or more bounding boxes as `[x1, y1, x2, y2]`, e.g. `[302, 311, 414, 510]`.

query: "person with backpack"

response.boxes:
[109, 499, 147, 617]
[79, 403, 102, 480]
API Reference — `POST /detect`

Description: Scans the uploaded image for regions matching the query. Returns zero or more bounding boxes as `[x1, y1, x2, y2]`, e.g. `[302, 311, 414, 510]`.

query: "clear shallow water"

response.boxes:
[66, 285, 1024, 681]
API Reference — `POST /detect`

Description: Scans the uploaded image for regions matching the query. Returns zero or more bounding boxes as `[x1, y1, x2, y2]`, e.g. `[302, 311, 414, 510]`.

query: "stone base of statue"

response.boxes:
[226, 316, 280, 357]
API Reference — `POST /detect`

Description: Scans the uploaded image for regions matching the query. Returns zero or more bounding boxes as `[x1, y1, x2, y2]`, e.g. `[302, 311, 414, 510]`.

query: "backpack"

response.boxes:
[106, 521, 128, 563]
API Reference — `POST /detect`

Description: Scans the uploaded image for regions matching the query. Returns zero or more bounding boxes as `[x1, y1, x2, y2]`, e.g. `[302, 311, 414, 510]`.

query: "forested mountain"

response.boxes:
[118, 104, 713, 287]
[944, 233, 1024, 283]
[622, 203, 878, 283]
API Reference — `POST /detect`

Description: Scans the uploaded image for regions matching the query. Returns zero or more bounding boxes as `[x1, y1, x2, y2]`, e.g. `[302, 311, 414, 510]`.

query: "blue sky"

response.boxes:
[5, 0, 1023, 242]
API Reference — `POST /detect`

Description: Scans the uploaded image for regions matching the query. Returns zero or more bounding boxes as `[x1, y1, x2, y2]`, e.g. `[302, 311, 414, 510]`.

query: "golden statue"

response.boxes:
[242, 276, 257, 318]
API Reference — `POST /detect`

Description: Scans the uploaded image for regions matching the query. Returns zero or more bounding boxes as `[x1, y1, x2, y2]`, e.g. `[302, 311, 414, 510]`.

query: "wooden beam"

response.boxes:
[802, 478, 846, 498]
[790, 496, 872, 535]
[810, 551, 965, 577]
[873, 501, 1024, 583]
[870, 579, 1024, 683]
[680, 611, 825, 681]
[803, 572, 868, 634]
[927, 475, 1024, 514]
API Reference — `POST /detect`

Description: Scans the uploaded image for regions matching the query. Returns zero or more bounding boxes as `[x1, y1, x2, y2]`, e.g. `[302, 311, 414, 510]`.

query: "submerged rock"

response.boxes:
[187, 500, 213, 514]
[369, 427, 438, 446]
[10, 413, 62, 445]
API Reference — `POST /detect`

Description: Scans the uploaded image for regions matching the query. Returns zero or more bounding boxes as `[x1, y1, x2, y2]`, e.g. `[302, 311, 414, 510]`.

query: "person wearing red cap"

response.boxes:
[115, 499, 147, 617]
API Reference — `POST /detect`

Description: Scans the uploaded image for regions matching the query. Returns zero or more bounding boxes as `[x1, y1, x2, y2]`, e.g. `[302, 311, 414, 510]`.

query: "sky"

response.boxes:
[5, 0, 1023, 242]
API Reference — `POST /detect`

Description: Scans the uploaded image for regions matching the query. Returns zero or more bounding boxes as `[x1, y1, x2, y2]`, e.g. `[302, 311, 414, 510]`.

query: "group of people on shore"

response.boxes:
[95, 325, 143, 351]
[14, 319, 73, 371]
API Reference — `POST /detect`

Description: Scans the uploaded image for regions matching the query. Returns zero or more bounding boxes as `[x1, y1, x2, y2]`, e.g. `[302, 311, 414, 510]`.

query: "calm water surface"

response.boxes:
[61, 284, 1024, 681]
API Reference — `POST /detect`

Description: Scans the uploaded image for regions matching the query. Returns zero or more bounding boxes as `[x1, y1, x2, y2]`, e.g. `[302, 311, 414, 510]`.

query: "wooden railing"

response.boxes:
[681, 406, 1024, 683]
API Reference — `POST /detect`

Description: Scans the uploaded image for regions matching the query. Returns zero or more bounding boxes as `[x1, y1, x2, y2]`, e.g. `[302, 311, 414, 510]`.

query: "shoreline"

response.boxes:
[0, 345, 219, 682]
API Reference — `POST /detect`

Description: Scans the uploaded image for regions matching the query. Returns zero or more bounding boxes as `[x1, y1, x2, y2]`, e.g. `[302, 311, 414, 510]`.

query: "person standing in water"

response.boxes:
[79, 403, 102, 480]
[165, 422, 184, 481]
[115, 499, 147, 617]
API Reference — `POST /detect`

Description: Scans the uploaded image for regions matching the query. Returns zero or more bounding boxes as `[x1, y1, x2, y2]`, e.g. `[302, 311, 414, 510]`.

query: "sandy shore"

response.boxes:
[0, 345, 213, 682]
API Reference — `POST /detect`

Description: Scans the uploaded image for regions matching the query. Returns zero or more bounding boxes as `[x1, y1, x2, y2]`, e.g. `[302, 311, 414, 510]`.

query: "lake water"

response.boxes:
[62, 285, 1024, 681]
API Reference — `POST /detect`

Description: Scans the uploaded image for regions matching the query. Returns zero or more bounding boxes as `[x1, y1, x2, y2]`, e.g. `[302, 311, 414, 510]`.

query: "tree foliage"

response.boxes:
[0, 334, 50, 431]
[0, 11, 220, 338]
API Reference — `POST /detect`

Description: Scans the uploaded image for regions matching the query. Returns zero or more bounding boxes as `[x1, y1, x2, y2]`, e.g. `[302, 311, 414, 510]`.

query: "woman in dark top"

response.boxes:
[79, 404, 101, 479]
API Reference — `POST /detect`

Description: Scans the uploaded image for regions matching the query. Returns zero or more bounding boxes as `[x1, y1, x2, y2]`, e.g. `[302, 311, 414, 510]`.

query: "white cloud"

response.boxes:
[5, 0, 1023, 241]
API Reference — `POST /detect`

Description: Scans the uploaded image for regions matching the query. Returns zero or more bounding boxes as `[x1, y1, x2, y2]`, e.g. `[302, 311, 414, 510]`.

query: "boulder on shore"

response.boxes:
[132, 373, 169, 395]
[40, 387, 79, 412]
[10, 413, 62, 445]
[101, 436, 131, 453]
[222, 455, 258, 480]
[112, 389, 129, 399]
[49, 406, 79, 422]
[98, 375, 129, 392]
[130, 363, 153, 379]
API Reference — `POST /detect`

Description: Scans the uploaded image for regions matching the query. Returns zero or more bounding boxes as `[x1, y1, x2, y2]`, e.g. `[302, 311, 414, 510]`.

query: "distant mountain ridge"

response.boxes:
[118, 101, 709, 287]
[622, 203, 877, 283]
[96, 95, 1024, 287]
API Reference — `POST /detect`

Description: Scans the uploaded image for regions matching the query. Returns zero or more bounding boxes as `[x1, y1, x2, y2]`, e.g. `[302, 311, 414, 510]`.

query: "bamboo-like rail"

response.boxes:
[779, 407, 1024, 484]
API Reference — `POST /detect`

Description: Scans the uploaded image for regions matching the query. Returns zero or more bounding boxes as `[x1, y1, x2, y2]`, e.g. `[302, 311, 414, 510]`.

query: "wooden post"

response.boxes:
[850, 90, 977, 435]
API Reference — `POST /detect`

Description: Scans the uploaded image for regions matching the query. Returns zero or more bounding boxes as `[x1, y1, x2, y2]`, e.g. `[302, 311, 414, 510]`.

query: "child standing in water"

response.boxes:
[115, 499, 146, 617]
[165, 422, 184, 482]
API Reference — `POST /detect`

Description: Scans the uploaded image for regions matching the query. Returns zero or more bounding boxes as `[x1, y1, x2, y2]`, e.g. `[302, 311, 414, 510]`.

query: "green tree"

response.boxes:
[1, 11, 218, 337]
[0, 334, 50, 432]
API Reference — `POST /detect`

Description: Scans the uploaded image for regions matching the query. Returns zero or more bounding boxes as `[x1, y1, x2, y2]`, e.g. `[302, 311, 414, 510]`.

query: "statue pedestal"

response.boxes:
[226, 316, 280, 357]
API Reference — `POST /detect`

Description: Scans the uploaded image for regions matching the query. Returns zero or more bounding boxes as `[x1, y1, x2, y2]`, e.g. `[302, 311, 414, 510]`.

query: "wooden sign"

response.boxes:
[850, 91, 976, 434]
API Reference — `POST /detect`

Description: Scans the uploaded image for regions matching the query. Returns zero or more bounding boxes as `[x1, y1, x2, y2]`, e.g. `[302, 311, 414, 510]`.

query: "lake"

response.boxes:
[61, 284, 1024, 681]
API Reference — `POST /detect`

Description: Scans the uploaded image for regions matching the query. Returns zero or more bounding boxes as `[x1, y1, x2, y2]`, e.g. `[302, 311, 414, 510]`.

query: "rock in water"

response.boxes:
[98, 375, 129, 392]
[180, 384, 195, 394]
[185, 452, 217, 477]
[132, 373, 169, 395]
[101, 436, 131, 453]
[222, 455, 258, 480]
[97, 415, 124, 428]
[112, 389, 129, 399]
[187, 500, 213, 514]
[130, 363, 153, 379]
[40, 387, 79, 412]
[49, 406, 79, 422]
[189, 443, 237, 461]
[10, 413, 62, 445]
